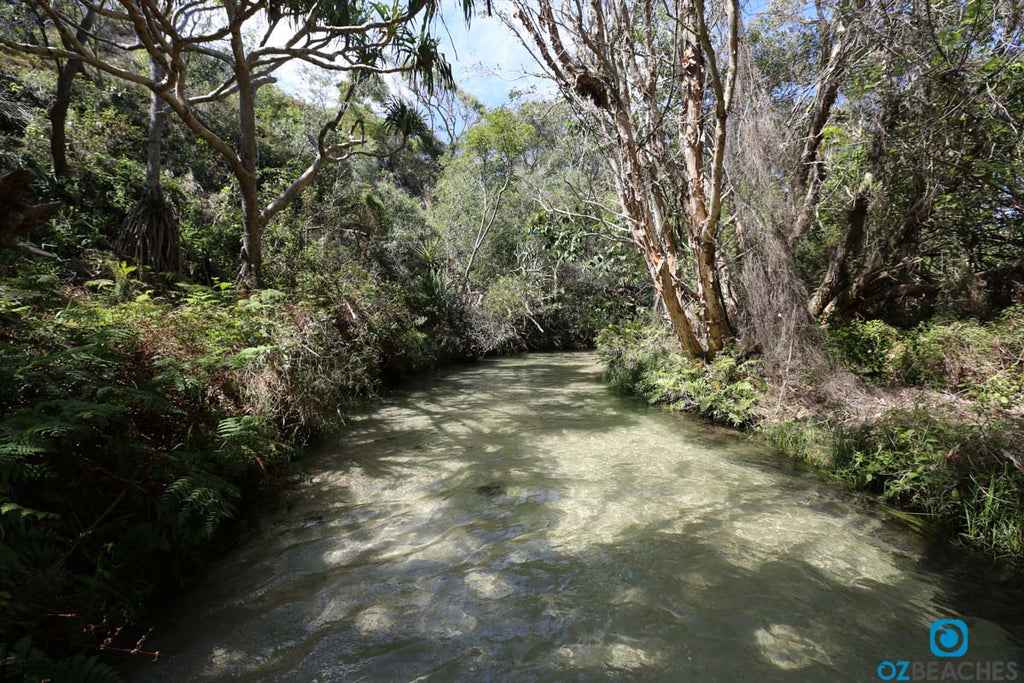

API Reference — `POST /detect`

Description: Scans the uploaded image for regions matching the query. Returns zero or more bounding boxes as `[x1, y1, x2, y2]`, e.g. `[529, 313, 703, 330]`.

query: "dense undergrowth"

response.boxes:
[763, 414, 1024, 560]
[596, 322, 764, 428]
[827, 309, 1024, 410]
[0, 250, 622, 679]
[0, 258, 449, 678]
[597, 319, 1024, 564]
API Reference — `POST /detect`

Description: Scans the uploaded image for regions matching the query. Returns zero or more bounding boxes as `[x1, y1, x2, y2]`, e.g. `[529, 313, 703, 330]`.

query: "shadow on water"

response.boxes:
[131, 353, 1024, 682]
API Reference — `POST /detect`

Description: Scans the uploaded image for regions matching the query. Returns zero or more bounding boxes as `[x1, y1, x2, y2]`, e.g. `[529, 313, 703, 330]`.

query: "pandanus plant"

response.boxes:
[2, 0, 487, 285]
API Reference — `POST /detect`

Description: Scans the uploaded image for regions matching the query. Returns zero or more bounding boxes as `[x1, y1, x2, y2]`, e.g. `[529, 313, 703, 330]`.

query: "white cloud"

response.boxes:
[273, 2, 555, 108]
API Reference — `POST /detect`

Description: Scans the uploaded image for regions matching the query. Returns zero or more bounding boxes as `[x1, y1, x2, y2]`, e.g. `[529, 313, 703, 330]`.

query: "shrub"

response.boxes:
[0, 259, 441, 674]
[827, 319, 906, 380]
[828, 311, 1024, 409]
[595, 321, 675, 393]
[472, 273, 545, 355]
[597, 322, 765, 427]
[0, 265, 296, 674]
[764, 411, 1024, 562]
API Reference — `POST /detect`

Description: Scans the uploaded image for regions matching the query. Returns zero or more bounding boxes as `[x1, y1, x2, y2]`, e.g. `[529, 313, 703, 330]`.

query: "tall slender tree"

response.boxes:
[509, 0, 739, 359]
[115, 54, 179, 272]
[48, 3, 96, 178]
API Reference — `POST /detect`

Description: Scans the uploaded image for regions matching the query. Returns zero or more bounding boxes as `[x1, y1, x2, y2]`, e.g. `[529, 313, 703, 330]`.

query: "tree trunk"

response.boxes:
[237, 205, 263, 287]
[232, 12, 262, 288]
[50, 62, 80, 178]
[0, 170, 62, 251]
[513, 0, 737, 360]
[680, 0, 732, 358]
[808, 190, 868, 319]
[813, 181, 939, 321]
[610, 105, 706, 357]
[116, 58, 180, 272]
[696, 239, 731, 355]
[788, 0, 863, 245]
[48, 8, 95, 178]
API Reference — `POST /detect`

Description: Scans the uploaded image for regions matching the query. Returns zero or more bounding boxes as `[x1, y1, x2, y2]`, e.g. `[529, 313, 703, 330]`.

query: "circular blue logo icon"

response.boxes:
[930, 619, 968, 658]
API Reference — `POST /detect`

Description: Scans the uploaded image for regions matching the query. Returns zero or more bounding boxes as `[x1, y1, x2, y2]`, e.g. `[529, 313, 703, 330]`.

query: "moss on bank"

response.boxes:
[596, 321, 1024, 566]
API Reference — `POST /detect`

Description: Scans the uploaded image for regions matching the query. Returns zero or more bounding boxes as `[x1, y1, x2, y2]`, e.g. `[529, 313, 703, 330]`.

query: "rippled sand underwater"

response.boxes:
[132, 353, 1024, 682]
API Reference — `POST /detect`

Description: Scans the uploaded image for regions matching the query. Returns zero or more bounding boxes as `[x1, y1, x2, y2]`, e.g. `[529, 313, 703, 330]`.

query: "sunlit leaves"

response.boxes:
[383, 97, 430, 142]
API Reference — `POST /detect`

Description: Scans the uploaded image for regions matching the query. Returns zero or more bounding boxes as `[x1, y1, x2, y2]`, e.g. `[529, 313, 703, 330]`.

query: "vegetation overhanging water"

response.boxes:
[133, 354, 1024, 681]
[2, 0, 1022, 673]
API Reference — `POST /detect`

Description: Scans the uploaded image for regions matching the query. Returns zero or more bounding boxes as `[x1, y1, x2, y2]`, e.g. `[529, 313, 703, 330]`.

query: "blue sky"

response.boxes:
[276, 1, 775, 109]
[275, 3, 551, 109]
[430, 4, 554, 107]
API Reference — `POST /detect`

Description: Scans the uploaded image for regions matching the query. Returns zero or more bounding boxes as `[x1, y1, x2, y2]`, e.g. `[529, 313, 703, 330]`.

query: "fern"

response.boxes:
[159, 473, 238, 540]
[0, 638, 122, 683]
[216, 415, 259, 440]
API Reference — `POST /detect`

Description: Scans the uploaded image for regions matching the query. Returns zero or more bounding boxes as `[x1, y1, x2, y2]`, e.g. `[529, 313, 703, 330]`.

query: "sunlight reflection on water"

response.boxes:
[132, 353, 1023, 682]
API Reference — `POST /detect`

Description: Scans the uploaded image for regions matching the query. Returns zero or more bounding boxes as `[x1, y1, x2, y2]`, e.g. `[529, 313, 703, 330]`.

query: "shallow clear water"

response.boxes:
[135, 353, 1023, 681]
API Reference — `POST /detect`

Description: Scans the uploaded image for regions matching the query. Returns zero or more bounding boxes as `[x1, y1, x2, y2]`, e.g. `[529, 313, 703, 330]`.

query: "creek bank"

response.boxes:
[596, 320, 1024, 568]
[0, 261, 596, 679]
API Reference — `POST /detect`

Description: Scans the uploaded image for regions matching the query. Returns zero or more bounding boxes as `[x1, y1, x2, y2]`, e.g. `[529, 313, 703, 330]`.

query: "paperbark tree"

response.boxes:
[508, 0, 739, 359]
[3, 0, 480, 286]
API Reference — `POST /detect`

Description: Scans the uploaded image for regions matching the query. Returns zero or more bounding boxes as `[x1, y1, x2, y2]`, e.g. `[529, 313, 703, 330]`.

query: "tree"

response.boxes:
[48, 3, 97, 178]
[0, 0, 97, 178]
[722, 0, 866, 370]
[457, 108, 533, 285]
[2, 0, 482, 285]
[416, 87, 485, 153]
[508, 0, 740, 359]
[782, 0, 1024, 321]
[115, 55, 179, 272]
[428, 101, 639, 353]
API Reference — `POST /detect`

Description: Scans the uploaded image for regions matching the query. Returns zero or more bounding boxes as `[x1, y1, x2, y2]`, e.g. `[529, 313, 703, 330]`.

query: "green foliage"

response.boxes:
[827, 319, 906, 380]
[472, 273, 545, 354]
[0, 260, 444, 674]
[764, 411, 1024, 562]
[596, 322, 765, 427]
[0, 269, 274, 673]
[644, 353, 764, 428]
[1, 638, 121, 683]
[464, 108, 535, 163]
[828, 310, 1024, 407]
[426, 100, 637, 354]
[595, 321, 675, 392]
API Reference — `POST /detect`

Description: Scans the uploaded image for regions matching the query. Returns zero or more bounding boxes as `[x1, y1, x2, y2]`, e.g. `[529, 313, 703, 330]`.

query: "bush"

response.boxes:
[595, 321, 676, 392]
[597, 322, 765, 427]
[472, 273, 546, 354]
[0, 265, 289, 673]
[827, 318, 906, 380]
[828, 310, 1024, 408]
[763, 411, 1024, 562]
[0, 259, 444, 675]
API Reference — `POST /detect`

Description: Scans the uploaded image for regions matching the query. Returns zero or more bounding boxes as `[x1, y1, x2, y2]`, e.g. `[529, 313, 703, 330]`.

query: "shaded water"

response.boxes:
[136, 353, 1023, 681]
